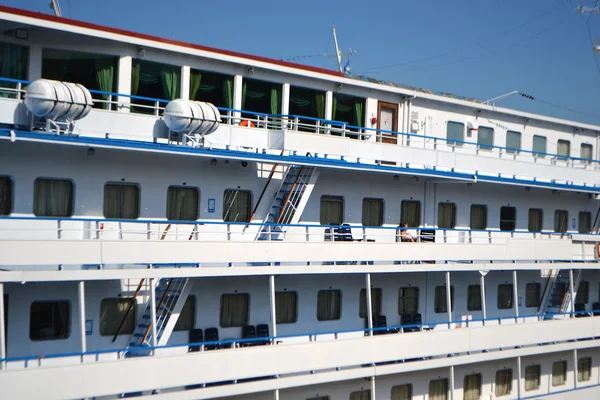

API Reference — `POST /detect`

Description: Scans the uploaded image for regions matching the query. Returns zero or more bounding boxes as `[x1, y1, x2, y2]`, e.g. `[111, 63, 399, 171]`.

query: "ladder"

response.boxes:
[539, 269, 582, 318]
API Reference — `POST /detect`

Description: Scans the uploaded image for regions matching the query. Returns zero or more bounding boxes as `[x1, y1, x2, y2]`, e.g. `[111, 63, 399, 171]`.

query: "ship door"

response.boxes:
[377, 101, 399, 165]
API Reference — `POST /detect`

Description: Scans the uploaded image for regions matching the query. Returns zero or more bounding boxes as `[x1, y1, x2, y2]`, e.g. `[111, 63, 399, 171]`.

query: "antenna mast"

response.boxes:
[49, 0, 63, 17]
[332, 26, 343, 74]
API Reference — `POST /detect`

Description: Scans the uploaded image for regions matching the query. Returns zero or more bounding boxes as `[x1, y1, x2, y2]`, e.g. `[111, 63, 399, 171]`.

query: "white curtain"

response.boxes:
[581, 143, 593, 160]
[317, 290, 341, 321]
[220, 294, 249, 327]
[495, 369, 512, 396]
[34, 179, 73, 217]
[275, 292, 298, 324]
[429, 378, 448, 400]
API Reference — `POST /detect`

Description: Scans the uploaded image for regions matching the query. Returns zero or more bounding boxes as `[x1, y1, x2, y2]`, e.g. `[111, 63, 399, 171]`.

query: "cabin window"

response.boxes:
[398, 287, 419, 315]
[429, 378, 448, 400]
[390, 384, 412, 400]
[525, 283, 541, 308]
[30, 301, 70, 341]
[332, 93, 365, 134]
[550, 282, 567, 307]
[434, 285, 454, 313]
[0, 176, 12, 215]
[320, 195, 344, 225]
[576, 281, 589, 304]
[463, 374, 481, 400]
[552, 361, 567, 386]
[499, 206, 516, 231]
[578, 357, 592, 382]
[33, 178, 74, 217]
[477, 126, 494, 150]
[241, 78, 282, 119]
[400, 200, 421, 227]
[307, 397, 330, 400]
[189, 69, 233, 111]
[581, 143, 593, 161]
[497, 284, 514, 309]
[359, 288, 382, 318]
[104, 183, 140, 219]
[467, 285, 481, 311]
[557, 139, 570, 159]
[533, 135, 547, 156]
[289, 86, 326, 131]
[525, 365, 541, 391]
[349, 390, 371, 400]
[495, 369, 512, 396]
[0, 41, 28, 98]
[174, 296, 195, 331]
[446, 121, 464, 146]
[554, 210, 568, 232]
[219, 293, 249, 327]
[438, 203, 456, 229]
[528, 208, 543, 232]
[223, 189, 252, 222]
[131, 59, 180, 114]
[362, 198, 384, 226]
[579, 211, 592, 234]
[506, 131, 521, 153]
[275, 291, 298, 324]
[470, 205, 487, 230]
[99, 298, 135, 336]
[317, 289, 342, 321]
[166, 186, 199, 221]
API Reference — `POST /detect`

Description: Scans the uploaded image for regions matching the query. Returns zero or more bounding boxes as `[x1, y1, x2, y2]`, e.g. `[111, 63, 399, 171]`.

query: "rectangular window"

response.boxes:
[533, 135, 547, 156]
[525, 365, 541, 391]
[500, 206, 516, 231]
[317, 290, 342, 321]
[131, 59, 181, 114]
[104, 183, 140, 219]
[447, 121, 464, 146]
[30, 301, 70, 340]
[320, 195, 344, 225]
[223, 189, 252, 222]
[275, 291, 298, 324]
[581, 143, 593, 161]
[495, 369, 512, 396]
[0, 42, 28, 98]
[33, 178, 74, 217]
[554, 210, 568, 232]
[349, 390, 371, 400]
[391, 384, 412, 400]
[497, 284, 514, 309]
[99, 298, 135, 336]
[578, 357, 592, 382]
[526, 283, 541, 308]
[359, 288, 382, 318]
[362, 198, 384, 226]
[579, 211, 592, 234]
[174, 296, 195, 331]
[438, 203, 456, 228]
[576, 281, 589, 304]
[0, 176, 12, 215]
[470, 205, 487, 230]
[166, 186, 199, 221]
[477, 126, 494, 150]
[398, 287, 419, 315]
[463, 374, 481, 400]
[219, 293, 249, 327]
[401, 200, 421, 227]
[557, 139, 570, 159]
[552, 361, 567, 386]
[434, 286, 454, 313]
[467, 285, 482, 311]
[506, 131, 521, 153]
[528, 208, 543, 232]
[429, 378, 448, 400]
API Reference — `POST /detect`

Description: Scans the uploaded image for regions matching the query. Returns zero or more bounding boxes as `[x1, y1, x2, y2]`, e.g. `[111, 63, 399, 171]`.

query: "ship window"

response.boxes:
[438, 203, 456, 229]
[189, 69, 233, 111]
[525, 283, 541, 308]
[470, 205, 487, 230]
[242, 78, 282, 118]
[0, 176, 12, 215]
[467, 285, 481, 311]
[429, 378, 448, 400]
[362, 198, 384, 226]
[99, 298, 135, 336]
[275, 291, 298, 324]
[578, 357, 592, 382]
[359, 288, 382, 318]
[332, 93, 365, 133]
[497, 284, 514, 309]
[307, 397, 330, 400]
[581, 143, 593, 161]
[349, 390, 371, 400]
[434, 285, 454, 313]
[579, 211, 592, 234]
[290, 86, 326, 132]
[400, 200, 421, 227]
[506, 131, 521, 153]
[477, 126, 494, 150]
[320, 195, 344, 225]
[446, 121, 464, 146]
[166, 186, 199, 221]
[223, 189, 252, 222]
[131, 59, 180, 114]
[499, 206, 516, 231]
[550, 282, 567, 307]
[463, 374, 481, 400]
[0, 41, 28, 98]
[528, 209, 543, 232]
[104, 183, 140, 219]
[390, 384, 412, 400]
[317, 290, 342, 321]
[524, 365, 541, 391]
[554, 210, 568, 232]
[552, 360, 567, 386]
[174, 296, 195, 331]
[533, 135, 547, 156]
[219, 293, 249, 327]
[398, 287, 419, 315]
[557, 139, 570, 159]
[33, 178, 74, 217]
[30, 300, 70, 341]
[495, 369, 512, 396]
[576, 281, 589, 304]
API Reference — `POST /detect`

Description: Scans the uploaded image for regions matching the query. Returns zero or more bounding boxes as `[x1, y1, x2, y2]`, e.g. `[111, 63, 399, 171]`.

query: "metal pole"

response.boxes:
[446, 272, 452, 328]
[573, 349, 578, 389]
[0, 284, 5, 370]
[569, 269, 575, 318]
[480, 273, 487, 325]
[150, 278, 158, 353]
[366, 273, 373, 336]
[78, 281, 86, 354]
[370, 376, 376, 399]
[517, 356, 522, 399]
[513, 270, 519, 321]
[449, 365, 455, 400]
[274, 389, 279, 400]
[269, 275, 277, 339]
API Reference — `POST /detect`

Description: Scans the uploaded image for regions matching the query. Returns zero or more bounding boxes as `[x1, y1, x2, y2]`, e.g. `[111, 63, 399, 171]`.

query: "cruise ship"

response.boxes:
[1, 4, 600, 400]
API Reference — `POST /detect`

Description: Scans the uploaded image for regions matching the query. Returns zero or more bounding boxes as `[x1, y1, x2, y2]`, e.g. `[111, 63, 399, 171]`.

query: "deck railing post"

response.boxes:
[513, 270, 519, 322]
[446, 272, 452, 329]
[269, 275, 277, 342]
[78, 281, 87, 360]
[366, 273, 373, 337]
[480, 271, 487, 326]
[150, 278, 158, 354]
[569, 269, 575, 318]
[0, 283, 5, 370]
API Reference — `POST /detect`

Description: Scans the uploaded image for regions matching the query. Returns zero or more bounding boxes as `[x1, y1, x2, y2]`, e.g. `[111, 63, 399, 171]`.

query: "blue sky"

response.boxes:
[6, 0, 600, 125]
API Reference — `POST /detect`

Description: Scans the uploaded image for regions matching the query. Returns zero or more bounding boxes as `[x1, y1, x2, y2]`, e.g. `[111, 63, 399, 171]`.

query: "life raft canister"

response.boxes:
[240, 119, 255, 128]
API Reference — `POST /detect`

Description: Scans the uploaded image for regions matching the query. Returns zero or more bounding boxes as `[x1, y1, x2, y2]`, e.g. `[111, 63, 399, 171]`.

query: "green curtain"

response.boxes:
[270, 87, 280, 115]
[241, 81, 247, 110]
[0, 43, 27, 80]
[131, 61, 140, 96]
[189, 70, 202, 100]
[528, 209, 543, 232]
[438, 203, 455, 228]
[95, 58, 114, 109]
[464, 375, 481, 400]
[161, 65, 180, 100]
[223, 78, 233, 109]
[354, 100, 364, 127]
[332, 95, 337, 120]
[401, 201, 421, 227]
[315, 92, 325, 119]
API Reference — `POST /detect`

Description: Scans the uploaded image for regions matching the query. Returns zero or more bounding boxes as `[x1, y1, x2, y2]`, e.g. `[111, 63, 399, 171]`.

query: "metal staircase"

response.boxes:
[539, 269, 582, 318]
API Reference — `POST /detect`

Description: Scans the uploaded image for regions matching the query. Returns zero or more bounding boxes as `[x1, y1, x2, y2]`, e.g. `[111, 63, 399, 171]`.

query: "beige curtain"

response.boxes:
[557, 139, 570, 158]
[391, 384, 412, 400]
[359, 288, 381, 318]
[438, 203, 455, 228]
[463, 374, 481, 400]
[398, 287, 419, 314]
[275, 292, 298, 324]
[223, 189, 252, 222]
[528, 209, 543, 232]
[174, 296, 195, 331]
[525, 365, 540, 391]
[219, 294, 249, 327]
[167, 186, 199, 221]
[320, 196, 344, 225]
[429, 378, 448, 400]
[467, 285, 482, 311]
[470, 205, 487, 230]
[317, 290, 341, 321]
[495, 369, 512, 396]
[99, 298, 135, 336]
[581, 143, 593, 160]
[104, 184, 140, 219]
[362, 198, 383, 226]
[554, 210, 568, 232]
[400, 201, 421, 227]
[552, 361, 567, 386]
[34, 179, 73, 217]
[349, 390, 371, 400]
[578, 358, 591, 382]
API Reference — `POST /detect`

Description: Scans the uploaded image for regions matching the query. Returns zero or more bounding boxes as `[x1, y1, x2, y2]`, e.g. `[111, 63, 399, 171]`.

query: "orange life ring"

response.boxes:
[595, 242, 600, 259]
[240, 120, 255, 128]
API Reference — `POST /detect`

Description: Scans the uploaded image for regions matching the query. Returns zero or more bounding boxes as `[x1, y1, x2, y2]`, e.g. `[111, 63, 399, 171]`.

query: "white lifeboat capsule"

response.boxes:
[24, 79, 93, 121]
[163, 99, 221, 135]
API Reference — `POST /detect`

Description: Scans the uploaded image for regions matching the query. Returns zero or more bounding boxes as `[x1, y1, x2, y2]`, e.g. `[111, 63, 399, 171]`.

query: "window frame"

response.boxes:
[525, 364, 541, 391]
[219, 293, 250, 328]
[477, 126, 494, 150]
[497, 283, 514, 309]
[222, 189, 252, 223]
[103, 182, 141, 219]
[446, 121, 464, 146]
[29, 300, 71, 341]
[495, 369, 513, 397]
[469, 204, 487, 230]
[438, 202, 456, 229]
[166, 185, 199, 221]
[552, 360, 567, 386]
[390, 383, 413, 400]
[0, 176, 13, 215]
[557, 139, 571, 159]
[500, 206, 516, 231]
[400, 200, 421, 228]
[528, 208, 543, 232]
[578, 357, 592, 382]
[463, 373, 482, 400]
[398, 287, 419, 315]
[99, 298, 136, 336]
[532, 135, 547, 157]
[362, 197, 384, 227]
[525, 283, 541, 308]
[429, 378, 449, 400]
[33, 178, 75, 217]
[275, 291, 298, 324]
[581, 143, 593, 162]
[554, 209, 568, 233]
[317, 289, 342, 321]
[506, 130, 521, 153]
[320, 195, 344, 225]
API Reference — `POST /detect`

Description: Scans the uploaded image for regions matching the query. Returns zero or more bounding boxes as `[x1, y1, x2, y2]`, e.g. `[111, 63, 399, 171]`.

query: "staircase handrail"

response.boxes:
[537, 269, 559, 313]
[560, 270, 583, 312]
[112, 278, 145, 343]
[140, 278, 174, 345]
[277, 166, 305, 225]
[245, 151, 284, 227]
